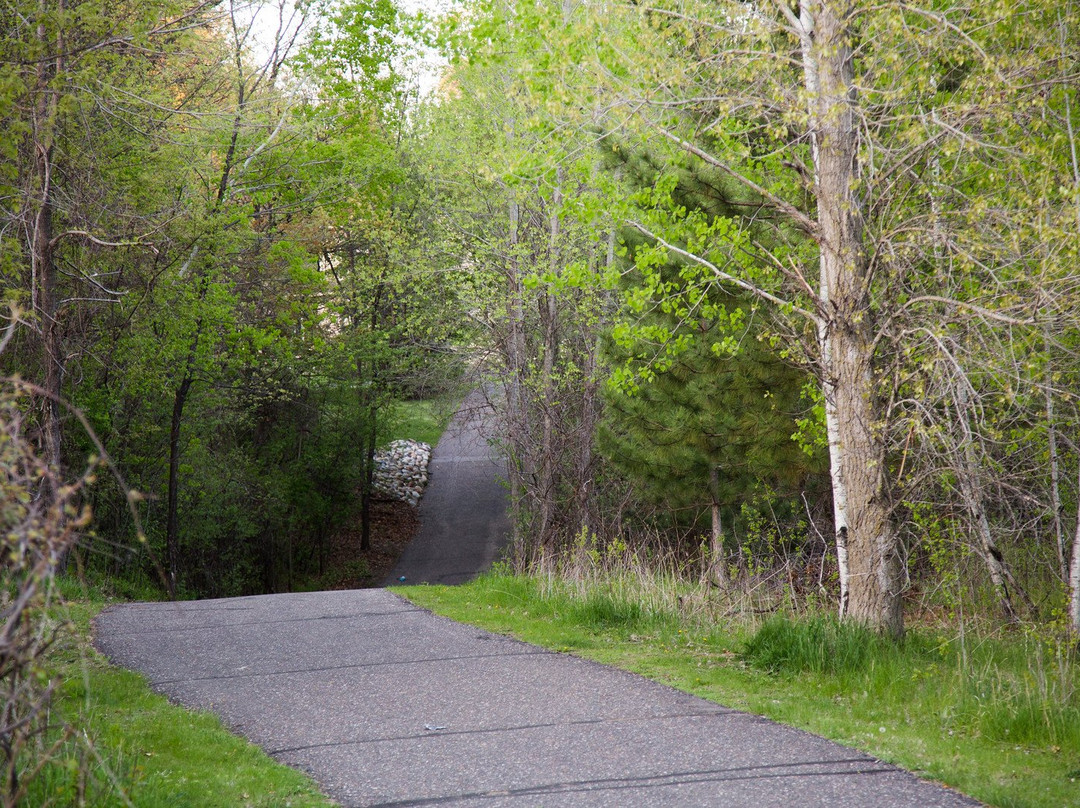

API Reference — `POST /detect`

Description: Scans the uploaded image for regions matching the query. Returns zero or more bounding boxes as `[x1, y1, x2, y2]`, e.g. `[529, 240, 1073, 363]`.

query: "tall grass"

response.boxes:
[471, 544, 1080, 756]
[952, 633, 1079, 749]
[740, 613, 1080, 751]
[742, 615, 902, 676]
[527, 533, 709, 628]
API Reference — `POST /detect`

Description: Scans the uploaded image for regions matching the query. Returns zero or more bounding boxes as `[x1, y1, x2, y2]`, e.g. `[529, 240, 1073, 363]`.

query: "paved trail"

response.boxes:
[95, 590, 975, 807]
[385, 389, 511, 585]
[94, 393, 978, 807]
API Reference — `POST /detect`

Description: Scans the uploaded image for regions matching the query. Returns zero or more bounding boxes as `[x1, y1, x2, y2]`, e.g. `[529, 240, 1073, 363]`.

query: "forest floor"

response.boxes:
[308, 498, 419, 590]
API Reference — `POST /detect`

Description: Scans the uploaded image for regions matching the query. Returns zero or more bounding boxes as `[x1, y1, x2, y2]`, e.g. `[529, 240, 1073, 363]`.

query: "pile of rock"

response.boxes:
[372, 439, 432, 506]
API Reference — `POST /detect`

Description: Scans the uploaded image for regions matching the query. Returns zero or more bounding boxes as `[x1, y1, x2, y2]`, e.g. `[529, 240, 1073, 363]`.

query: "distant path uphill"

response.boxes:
[384, 388, 511, 585]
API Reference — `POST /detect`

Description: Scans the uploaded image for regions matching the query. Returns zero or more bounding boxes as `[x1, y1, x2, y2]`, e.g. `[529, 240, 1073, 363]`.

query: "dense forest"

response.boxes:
[5, 0, 1080, 640]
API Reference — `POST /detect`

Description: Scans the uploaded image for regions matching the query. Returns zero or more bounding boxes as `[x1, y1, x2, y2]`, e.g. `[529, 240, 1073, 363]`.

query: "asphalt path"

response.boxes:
[95, 590, 976, 807]
[384, 389, 511, 585]
[93, 392, 979, 806]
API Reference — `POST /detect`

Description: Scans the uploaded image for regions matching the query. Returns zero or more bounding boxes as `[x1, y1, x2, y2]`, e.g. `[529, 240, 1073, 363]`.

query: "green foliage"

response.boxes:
[597, 140, 825, 546]
[0, 0, 473, 599]
[297, 0, 409, 113]
[742, 616, 903, 677]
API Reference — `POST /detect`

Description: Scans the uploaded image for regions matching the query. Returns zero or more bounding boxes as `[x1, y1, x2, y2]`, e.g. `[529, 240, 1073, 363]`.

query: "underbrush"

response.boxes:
[401, 554, 1080, 808]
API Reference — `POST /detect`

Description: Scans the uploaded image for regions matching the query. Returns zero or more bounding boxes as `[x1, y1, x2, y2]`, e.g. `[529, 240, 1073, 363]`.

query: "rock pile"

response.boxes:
[372, 439, 432, 506]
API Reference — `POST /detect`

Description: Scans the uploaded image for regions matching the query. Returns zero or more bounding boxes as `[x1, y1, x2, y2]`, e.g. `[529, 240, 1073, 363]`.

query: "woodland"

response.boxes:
[5, 0, 1080, 801]
[4, 0, 1080, 715]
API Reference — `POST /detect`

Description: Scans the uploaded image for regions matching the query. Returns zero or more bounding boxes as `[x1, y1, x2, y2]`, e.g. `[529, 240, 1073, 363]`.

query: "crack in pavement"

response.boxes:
[148, 649, 553, 685]
[361, 759, 892, 808]
[267, 709, 734, 755]
[96, 607, 425, 636]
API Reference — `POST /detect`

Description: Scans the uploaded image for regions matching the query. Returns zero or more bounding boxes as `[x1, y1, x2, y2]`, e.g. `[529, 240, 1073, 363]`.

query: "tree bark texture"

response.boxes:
[505, 186, 529, 563]
[804, 0, 902, 634]
[26, 3, 68, 579]
[29, 2, 63, 485]
[1046, 379, 1067, 582]
[708, 465, 730, 589]
[953, 383, 1019, 622]
[1069, 453, 1080, 635]
[166, 374, 192, 599]
[537, 173, 562, 550]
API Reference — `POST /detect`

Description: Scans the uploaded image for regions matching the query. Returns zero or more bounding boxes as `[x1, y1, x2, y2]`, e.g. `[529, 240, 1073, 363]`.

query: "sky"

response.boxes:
[240, 0, 454, 99]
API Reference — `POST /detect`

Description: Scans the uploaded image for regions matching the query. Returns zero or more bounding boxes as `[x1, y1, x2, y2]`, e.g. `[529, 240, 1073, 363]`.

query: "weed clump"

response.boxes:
[742, 615, 892, 675]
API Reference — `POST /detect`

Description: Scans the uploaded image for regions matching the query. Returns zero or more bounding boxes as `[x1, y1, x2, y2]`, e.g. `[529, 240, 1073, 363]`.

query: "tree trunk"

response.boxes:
[805, 0, 902, 635]
[29, 2, 65, 576]
[829, 327, 900, 634]
[1046, 376, 1067, 582]
[1068, 448, 1080, 635]
[708, 465, 729, 589]
[574, 229, 615, 540]
[953, 383, 1019, 622]
[576, 331, 599, 540]
[165, 374, 192, 599]
[505, 184, 529, 564]
[537, 173, 562, 549]
[360, 392, 377, 553]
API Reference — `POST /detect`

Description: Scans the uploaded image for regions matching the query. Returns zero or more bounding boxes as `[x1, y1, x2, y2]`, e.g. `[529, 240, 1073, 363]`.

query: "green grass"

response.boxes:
[398, 572, 1080, 808]
[22, 587, 335, 807]
[387, 396, 458, 447]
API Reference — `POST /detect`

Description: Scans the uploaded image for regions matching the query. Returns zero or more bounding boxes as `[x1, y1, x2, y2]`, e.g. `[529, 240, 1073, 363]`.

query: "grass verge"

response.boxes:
[24, 586, 334, 807]
[398, 572, 1080, 808]
[388, 396, 458, 447]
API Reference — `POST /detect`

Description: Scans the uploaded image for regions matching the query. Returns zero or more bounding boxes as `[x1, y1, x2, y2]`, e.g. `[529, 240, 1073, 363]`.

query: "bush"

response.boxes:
[0, 389, 95, 803]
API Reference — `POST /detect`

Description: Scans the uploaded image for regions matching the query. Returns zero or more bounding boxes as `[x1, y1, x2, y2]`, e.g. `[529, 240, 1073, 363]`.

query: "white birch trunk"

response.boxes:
[819, 322, 850, 617]
[799, 0, 850, 618]
[1069, 454, 1080, 634]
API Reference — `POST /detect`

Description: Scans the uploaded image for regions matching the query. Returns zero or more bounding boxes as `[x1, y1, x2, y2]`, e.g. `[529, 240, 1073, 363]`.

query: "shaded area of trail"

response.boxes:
[95, 590, 978, 807]
[385, 389, 511, 585]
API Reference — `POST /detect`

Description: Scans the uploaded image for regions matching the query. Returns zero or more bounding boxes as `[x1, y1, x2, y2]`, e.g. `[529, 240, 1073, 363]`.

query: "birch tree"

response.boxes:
[524, 0, 1080, 634]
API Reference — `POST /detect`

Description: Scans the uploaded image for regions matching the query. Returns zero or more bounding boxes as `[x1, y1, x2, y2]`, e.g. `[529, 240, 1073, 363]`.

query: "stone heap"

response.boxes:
[372, 439, 432, 506]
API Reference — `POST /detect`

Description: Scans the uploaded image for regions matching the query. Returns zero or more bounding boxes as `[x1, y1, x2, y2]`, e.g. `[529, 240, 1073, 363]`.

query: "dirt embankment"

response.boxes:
[313, 499, 419, 589]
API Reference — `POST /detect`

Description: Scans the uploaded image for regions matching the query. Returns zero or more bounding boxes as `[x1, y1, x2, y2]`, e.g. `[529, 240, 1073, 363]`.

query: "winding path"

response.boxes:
[93, 393, 978, 807]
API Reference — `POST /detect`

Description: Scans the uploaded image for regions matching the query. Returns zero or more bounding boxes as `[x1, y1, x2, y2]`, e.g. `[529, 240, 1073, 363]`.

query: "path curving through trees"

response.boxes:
[95, 589, 978, 807]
